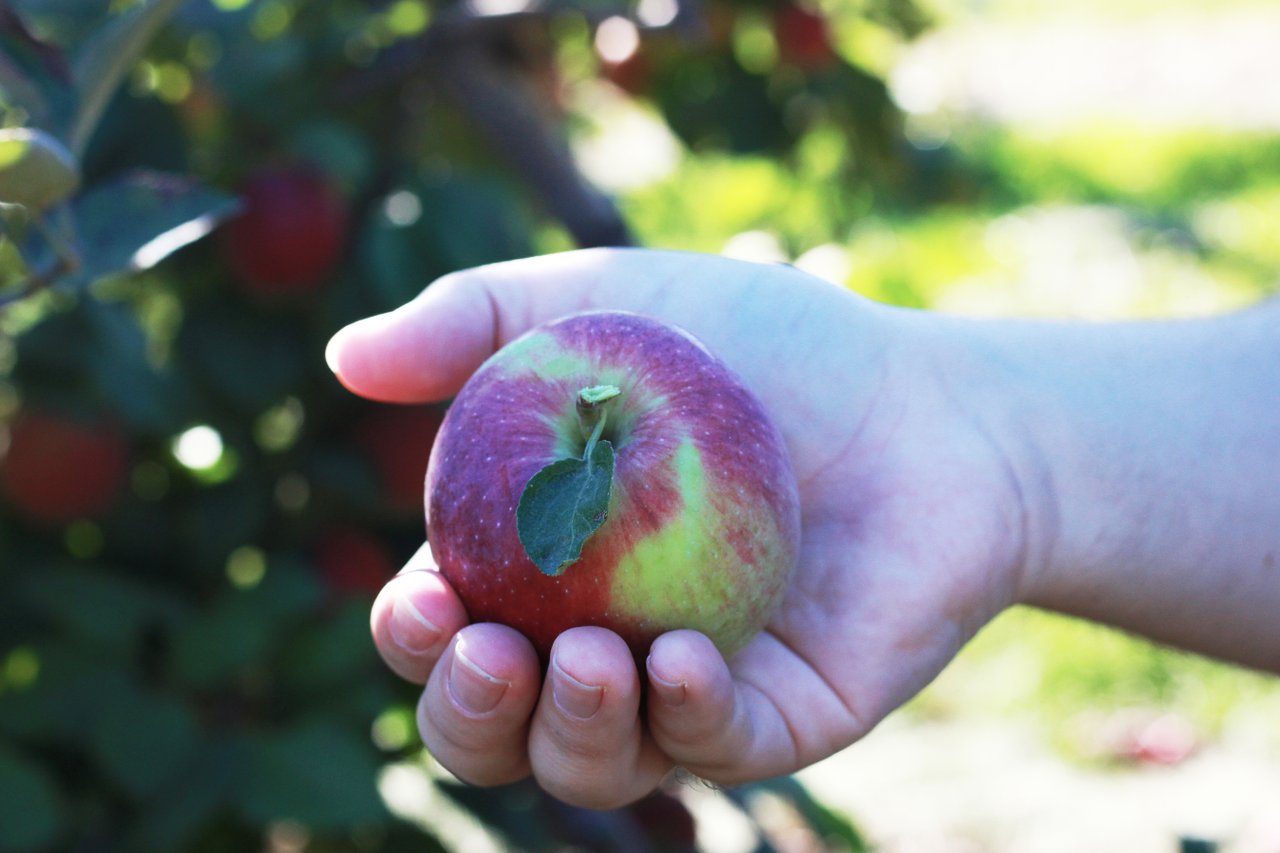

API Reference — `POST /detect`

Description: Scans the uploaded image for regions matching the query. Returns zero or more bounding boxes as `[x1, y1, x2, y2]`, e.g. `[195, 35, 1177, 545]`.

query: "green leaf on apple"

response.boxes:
[516, 439, 615, 577]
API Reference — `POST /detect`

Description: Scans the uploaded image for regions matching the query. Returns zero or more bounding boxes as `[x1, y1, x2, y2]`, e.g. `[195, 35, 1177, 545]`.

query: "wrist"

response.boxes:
[942, 301, 1280, 668]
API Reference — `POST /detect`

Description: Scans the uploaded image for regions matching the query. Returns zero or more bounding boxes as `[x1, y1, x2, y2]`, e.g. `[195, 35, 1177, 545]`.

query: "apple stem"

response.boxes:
[577, 384, 621, 466]
[583, 410, 608, 468]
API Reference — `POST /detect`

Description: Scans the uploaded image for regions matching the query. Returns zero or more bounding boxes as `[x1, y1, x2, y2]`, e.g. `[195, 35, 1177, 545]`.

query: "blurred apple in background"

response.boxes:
[223, 164, 349, 296]
[1, 408, 128, 524]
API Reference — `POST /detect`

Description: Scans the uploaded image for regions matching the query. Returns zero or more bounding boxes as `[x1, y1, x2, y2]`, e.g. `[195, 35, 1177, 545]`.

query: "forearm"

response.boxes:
[954, 299, 1280, 670]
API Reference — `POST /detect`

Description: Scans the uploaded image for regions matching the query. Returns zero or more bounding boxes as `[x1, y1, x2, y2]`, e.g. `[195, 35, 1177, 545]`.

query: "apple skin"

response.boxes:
[425, 311, 800, 662]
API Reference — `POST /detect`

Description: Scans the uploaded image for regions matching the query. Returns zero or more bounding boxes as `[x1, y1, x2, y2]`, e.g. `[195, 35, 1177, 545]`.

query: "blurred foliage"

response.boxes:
[0, 0, 907, 849]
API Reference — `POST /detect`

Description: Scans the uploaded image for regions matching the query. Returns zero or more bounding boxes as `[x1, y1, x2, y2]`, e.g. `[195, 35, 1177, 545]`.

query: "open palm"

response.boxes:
[327, 248, 1026, 808]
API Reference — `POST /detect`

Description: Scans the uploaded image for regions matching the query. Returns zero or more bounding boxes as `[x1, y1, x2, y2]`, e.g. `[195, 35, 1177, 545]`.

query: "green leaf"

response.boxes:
[68, 0, 186, 156]
[19, 562, 188, 655]
[90, 684, 199, 799]
[0, 642, 132, 741]
[279, 600, 379, 693]
[0, 746, 65, 853]
[82, 298, 194, 434]
[0, 127, 79, 211]
[0, 6, 75, 130]
[129, 735, 241, 851]
[516, 440, 614, 577]
[72, 170, 238, 281]
[234, 720, 387, 831]
[177, 302, 308, 415]
[21, 170, 239, 292]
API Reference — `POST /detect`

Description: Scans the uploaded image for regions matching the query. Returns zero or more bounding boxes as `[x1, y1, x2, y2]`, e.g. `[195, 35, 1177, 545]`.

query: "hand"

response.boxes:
[326, 248, 1029, 808]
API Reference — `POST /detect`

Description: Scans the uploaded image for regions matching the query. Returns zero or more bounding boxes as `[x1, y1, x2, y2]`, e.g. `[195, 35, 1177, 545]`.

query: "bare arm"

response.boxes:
[930, 299, 1280, 670]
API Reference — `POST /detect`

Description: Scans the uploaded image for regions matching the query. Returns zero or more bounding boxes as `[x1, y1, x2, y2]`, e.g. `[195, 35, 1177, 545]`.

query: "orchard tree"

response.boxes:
[0, 0, 924, 849]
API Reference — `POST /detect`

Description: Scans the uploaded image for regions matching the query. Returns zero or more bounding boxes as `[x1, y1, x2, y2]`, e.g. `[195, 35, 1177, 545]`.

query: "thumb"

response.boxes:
[325, 248, 683, 403]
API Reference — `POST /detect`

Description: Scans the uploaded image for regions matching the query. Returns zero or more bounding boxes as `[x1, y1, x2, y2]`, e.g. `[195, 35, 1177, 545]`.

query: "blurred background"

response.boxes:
[1, 0, 1279, 851]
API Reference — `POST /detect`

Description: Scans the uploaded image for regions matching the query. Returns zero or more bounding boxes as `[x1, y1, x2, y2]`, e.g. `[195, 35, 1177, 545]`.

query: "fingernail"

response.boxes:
[646, 657, 687, 707]
[449, 647, 509, 714]
[551, 660, 604, 720]
[323, 326, 350, 375]
[389, 594, 441, 654]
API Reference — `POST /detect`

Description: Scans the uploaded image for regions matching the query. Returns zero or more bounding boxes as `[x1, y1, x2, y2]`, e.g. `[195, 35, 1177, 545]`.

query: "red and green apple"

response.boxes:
[425, 311, 800, 661]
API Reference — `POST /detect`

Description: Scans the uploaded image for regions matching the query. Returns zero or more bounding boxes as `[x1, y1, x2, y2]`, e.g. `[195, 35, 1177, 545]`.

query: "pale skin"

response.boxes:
[325, 248, 1280, 810]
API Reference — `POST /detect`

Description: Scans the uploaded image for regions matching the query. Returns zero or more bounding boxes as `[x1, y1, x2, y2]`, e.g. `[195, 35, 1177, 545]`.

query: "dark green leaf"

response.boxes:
[23, 170, 238, 291]
[438, 780, 558, 851]
[82, 89, 187, 184]
[234, 719, 387, 830]
[19, 562, 188, 655]
[361, 171, 534, 311]
[68, 0, 186, 155]
[170, 560, 321, 688]
[129, 735, 241, 851]
[0, 746, 65, 852]
[83, 298, 193, 433]
[0, 5, 75, 130]
[90, 684, 199, 799]
[279, 599, 379, 693]
[75, 171, 238, 279]
[734, 777, 870, 853]
[516, 440, 614, 577]
[0, 645, 136, 746]
[177, 303, 308, 415]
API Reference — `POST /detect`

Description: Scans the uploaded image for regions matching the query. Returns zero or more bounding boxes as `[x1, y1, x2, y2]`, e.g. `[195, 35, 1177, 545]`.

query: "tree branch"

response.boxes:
[425, 40, 633, 249]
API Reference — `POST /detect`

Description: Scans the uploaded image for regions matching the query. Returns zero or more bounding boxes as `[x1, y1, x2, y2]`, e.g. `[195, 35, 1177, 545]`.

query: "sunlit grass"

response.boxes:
[914, 606, 1280, 761]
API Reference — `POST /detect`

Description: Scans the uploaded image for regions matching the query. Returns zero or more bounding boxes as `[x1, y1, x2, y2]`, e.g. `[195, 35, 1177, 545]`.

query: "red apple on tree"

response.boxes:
[315, 526, 397, 601]
[425, 311, 800, 661]
[1, 408, 128, 524]
[773, 2, 837, 72]
[222, 164, 348, 296]
[352, 403, 444, 515]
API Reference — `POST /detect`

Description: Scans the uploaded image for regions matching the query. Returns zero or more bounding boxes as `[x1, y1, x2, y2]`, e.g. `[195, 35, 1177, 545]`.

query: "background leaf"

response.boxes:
[0, 745, 65, 853]
[234, 719, 388, 830]
[90, 683, 200, 799]
[21, 170, 238, 291]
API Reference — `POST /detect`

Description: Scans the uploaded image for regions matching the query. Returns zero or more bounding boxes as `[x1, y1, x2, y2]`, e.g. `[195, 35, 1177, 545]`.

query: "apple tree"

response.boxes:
[0, 0, 921, 849]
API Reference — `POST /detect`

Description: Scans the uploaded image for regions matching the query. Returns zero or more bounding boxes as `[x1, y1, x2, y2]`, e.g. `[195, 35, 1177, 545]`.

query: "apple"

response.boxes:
[352, 403, 444, 515]
[222, 165, 348, 296]
[773, 3, 836, 72]
[1, 408, 128, 524]
[425, 311, 800, 662]
[315, 526, 397, 601]
[601, 50, 652, 98]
